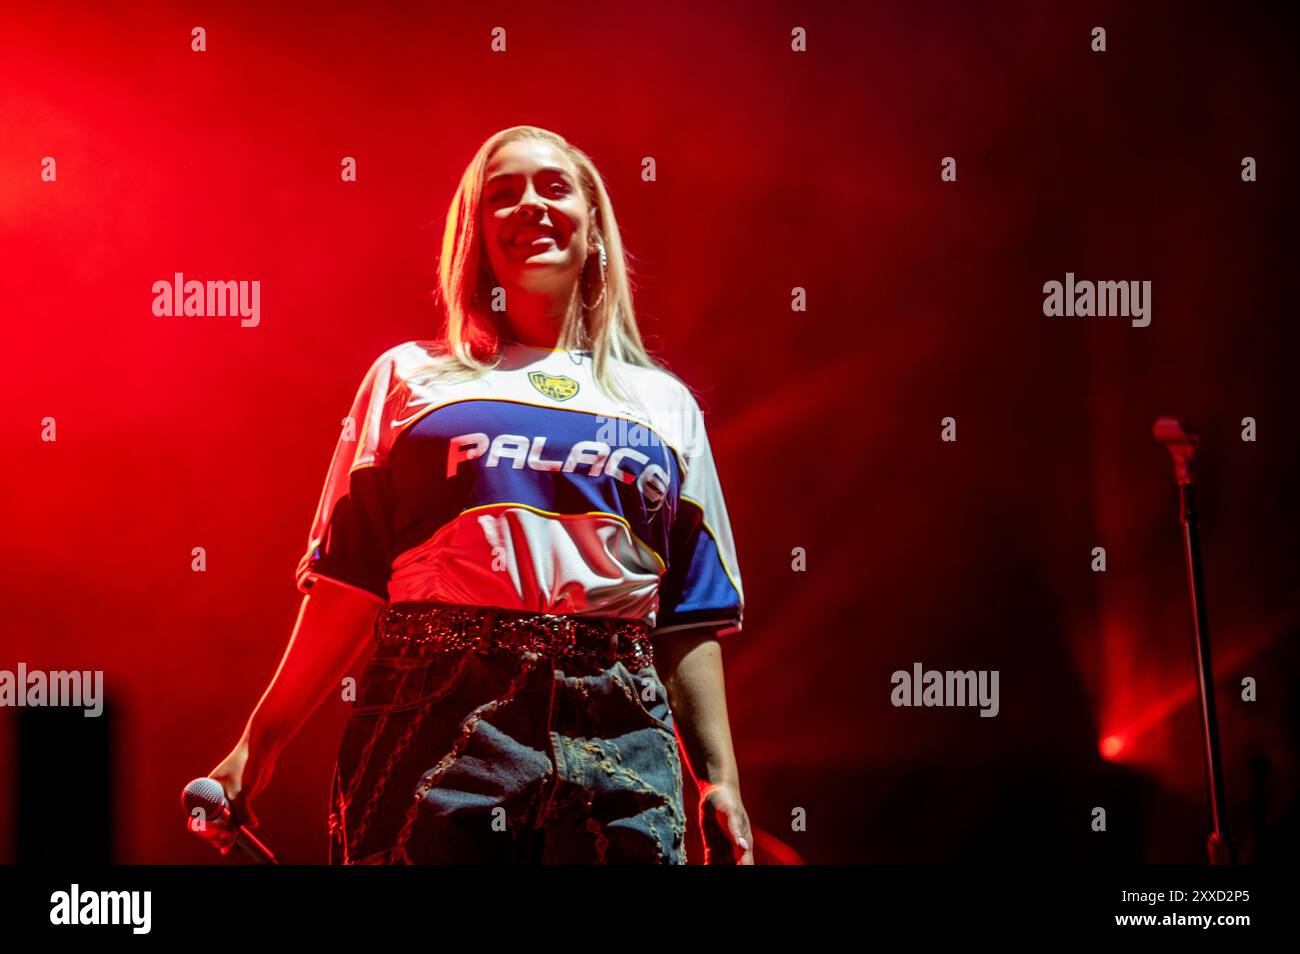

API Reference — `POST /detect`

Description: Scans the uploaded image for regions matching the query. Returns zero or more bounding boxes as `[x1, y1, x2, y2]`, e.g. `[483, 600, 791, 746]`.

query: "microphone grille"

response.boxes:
[182, 776, 229, 814]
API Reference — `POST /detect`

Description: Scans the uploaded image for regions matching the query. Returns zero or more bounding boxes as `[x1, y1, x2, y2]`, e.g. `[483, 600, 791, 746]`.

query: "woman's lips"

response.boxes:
[510, 228, 556, 247]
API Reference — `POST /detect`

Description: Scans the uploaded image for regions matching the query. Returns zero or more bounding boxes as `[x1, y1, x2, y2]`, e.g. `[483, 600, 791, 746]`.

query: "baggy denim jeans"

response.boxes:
[328, 639, 687, 864]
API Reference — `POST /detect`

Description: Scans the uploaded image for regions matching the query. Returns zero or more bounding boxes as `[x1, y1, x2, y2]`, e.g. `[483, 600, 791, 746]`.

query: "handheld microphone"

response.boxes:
[182, 777, 278, 865]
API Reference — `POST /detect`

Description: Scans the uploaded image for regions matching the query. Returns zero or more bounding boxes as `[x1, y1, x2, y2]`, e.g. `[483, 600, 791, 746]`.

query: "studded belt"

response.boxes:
[375, 601, 654, 669]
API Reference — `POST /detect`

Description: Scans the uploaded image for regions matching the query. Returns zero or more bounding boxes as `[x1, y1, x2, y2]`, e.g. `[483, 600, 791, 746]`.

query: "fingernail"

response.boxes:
[738, 837, 749, 851]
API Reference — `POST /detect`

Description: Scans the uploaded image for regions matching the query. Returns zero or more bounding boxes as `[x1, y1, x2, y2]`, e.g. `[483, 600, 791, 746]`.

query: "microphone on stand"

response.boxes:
[1152, 417, 1235, 865]
[182, 777, 279, 865]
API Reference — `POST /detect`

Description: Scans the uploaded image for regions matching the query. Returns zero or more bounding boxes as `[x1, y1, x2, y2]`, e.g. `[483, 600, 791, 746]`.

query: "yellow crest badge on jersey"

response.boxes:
[528, 371, 580, 402]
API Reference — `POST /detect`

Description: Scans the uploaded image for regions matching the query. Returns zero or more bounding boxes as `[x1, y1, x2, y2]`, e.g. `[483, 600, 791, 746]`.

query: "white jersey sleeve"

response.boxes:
[652, 389, 745, 637]
[294, 349, 401, 604]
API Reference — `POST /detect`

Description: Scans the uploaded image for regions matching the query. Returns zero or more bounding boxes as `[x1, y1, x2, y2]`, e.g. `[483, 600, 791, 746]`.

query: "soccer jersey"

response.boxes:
[295, 340, 744, 636]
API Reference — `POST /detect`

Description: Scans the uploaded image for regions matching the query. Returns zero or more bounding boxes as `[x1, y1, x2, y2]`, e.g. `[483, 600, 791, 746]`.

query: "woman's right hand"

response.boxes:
[199, 735, 276, 855]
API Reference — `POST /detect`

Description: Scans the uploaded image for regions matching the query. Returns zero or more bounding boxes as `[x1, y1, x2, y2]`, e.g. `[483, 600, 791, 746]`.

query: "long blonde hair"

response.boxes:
[422, 125, 664, 402]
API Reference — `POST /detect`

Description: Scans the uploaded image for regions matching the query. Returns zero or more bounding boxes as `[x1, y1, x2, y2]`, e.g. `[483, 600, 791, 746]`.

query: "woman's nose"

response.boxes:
[515, 183, 549, 218]
[517, 196, 547, 220]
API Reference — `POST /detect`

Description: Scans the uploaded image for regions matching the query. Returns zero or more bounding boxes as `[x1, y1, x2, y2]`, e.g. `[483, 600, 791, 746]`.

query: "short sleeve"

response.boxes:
[294, 353, 399, 604]
[653, 393, 745, 637]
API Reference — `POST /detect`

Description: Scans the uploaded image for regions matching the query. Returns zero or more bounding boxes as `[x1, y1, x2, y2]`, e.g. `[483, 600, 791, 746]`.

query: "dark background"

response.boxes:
[1, 0, 1296, 864]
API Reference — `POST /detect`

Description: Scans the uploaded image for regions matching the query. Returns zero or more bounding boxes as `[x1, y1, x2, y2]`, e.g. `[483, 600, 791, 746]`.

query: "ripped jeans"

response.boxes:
[328, 640, 686, 864]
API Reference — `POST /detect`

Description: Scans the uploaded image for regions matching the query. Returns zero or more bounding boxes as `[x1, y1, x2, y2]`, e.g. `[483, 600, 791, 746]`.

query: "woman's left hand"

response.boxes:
[699, 781, 754, 864]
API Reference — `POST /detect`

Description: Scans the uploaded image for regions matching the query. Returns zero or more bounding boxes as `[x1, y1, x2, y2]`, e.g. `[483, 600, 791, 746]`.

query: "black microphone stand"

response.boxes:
[1153, 418, 1235, 865]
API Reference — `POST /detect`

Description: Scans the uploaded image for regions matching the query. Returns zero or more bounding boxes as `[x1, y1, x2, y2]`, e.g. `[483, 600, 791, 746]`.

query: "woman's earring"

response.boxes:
[586, 243, 608, 311]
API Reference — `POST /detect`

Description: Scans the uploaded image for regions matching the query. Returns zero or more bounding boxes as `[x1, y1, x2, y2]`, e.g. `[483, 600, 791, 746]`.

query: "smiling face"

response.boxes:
[480, 138, 595, 300]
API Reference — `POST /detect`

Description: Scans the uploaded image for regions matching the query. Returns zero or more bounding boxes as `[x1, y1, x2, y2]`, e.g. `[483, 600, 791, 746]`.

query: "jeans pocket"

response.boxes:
[350, 651, 477, 717]
[614, 661, 675, 734]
